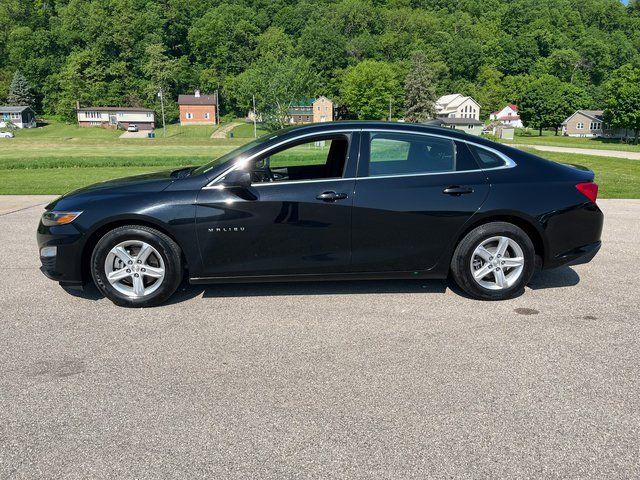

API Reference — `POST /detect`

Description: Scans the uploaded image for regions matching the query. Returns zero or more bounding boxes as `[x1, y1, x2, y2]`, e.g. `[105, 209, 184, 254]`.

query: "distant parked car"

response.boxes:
[127, 124, 139, 132]
[0, 131, 15, 138]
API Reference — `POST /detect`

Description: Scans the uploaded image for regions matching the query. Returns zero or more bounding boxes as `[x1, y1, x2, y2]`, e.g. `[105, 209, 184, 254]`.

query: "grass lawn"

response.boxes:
[229, 122, 268, 138]
[503, 129, 640, 152]
[520, 148, 640, 199]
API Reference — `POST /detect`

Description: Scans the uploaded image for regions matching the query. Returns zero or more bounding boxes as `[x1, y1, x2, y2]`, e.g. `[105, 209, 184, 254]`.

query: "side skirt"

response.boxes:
[189, 269, 446, 285]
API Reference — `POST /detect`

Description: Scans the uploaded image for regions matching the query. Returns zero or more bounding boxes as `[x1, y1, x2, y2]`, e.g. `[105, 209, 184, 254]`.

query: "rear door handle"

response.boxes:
[316, 191, 348, 202]
[443, 186, 474, 196]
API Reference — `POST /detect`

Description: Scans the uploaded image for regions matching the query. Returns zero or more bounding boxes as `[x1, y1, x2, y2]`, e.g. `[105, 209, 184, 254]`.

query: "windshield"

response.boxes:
[191, 132, 275, 176]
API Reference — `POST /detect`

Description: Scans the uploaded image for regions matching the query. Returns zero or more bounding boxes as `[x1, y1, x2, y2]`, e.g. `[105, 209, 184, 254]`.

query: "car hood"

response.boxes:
[45, 169, 176, 210]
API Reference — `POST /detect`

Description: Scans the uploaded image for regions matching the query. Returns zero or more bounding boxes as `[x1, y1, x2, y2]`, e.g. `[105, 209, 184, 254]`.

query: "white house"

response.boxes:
[76, 107, 155, 130]
[490, 104, 523, 128]
[435, 94, 480, 120]
[0, 106, 36, 128]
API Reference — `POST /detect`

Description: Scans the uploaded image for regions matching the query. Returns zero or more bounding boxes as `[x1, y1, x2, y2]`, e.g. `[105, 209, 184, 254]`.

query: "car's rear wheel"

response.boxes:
[450, 222, 535, 300]
[91, 225, 182, 307]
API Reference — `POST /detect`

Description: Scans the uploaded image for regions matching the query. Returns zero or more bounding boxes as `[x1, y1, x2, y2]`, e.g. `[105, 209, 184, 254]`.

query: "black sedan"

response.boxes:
[37, 121, 603, 307]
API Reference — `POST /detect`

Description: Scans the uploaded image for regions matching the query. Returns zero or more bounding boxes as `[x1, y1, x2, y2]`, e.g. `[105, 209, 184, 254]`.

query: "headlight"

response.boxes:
[41, 211, 82, 226]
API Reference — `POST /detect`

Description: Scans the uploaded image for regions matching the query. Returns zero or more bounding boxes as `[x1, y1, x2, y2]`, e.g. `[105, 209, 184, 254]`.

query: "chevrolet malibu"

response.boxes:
[37, 122, 603, 307]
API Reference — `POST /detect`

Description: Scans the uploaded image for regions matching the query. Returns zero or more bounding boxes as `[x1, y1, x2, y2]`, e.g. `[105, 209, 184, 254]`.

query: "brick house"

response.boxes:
[178, 91, 218, 126]
[561, 110, 634, 138]
[287, 96, 335, 124]
[76, 107, 155, 130]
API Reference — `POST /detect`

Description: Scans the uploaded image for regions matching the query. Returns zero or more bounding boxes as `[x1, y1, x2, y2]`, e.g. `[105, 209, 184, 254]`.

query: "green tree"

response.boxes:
[7, 70, 35, 107]
[188, 4, 259, 76]
[256, 27, 293, 61]
[518, 74, 590, 135]
[226, 57, 322, 129]
[603, 65, 640, 143]
[340, 60, 403, 120]
[404, 52, 438, 122]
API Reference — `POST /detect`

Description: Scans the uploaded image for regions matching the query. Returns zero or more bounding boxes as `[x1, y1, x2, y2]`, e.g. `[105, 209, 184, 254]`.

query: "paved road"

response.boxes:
[513, 143, 640, 160]
[1, 199, 639, 479]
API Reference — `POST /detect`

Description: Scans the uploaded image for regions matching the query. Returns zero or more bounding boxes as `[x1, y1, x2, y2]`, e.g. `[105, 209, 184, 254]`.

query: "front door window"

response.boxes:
[245, 135, 350, 184]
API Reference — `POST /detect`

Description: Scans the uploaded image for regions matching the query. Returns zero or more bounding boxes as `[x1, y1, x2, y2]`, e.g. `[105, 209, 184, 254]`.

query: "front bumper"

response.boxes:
[37, 220, 87, 287]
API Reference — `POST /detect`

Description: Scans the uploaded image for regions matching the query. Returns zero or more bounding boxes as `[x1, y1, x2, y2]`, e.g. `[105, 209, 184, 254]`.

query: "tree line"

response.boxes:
[1, 0, 640, 137]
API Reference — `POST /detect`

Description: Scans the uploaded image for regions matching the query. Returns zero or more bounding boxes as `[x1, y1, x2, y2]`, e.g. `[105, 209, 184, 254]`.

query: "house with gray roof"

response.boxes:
[561, 110, 634, 138]
[0, 106, 36, 129]
[426, 117, 483, 136]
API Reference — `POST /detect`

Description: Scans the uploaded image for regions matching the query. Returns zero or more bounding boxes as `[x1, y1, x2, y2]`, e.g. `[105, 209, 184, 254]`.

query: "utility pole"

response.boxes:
[158, 88, 167, 137]
[252, 94, 257, 138]
[215, 88, 219, 125]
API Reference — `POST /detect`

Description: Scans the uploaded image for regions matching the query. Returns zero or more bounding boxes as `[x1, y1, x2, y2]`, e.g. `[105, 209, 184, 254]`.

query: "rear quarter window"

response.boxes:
[469, 145, 507, 169]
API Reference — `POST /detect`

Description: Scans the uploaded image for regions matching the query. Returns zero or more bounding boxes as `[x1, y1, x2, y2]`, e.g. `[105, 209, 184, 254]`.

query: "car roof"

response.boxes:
[272, 121, 488, 144]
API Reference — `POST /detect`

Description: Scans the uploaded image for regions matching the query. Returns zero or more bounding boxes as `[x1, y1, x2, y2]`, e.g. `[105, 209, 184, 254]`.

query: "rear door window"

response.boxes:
[364, 133, 474, 177]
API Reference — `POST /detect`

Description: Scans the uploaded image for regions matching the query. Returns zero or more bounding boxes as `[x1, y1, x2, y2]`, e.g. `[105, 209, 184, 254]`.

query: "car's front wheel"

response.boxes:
[450, 221, 535, 300]
[91, 225, 183, 307]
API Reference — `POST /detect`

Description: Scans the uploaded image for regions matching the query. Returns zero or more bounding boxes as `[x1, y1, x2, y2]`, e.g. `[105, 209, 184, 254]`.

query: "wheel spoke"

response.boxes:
[143, 266, 164, 278]
[473, 264, 493, 280]
[475, 246, 492, 262]
[502, 257, 524, 268]
[107, 268, 131, 283]
[496, 237, 509, 256]
[113, 246, 133, 264]
[494, 268, 506, 288]
[132, 275, 145, 296]
[137, 242, 153, 263]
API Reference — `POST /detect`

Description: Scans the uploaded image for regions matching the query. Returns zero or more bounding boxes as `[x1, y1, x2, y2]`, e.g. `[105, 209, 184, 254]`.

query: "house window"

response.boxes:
[590, 122, 601, 130]
[11, 113, 20, 119]
[204, 112, 210, 120]
[576, 122, 584, 130]
[186, 112, 193, 119]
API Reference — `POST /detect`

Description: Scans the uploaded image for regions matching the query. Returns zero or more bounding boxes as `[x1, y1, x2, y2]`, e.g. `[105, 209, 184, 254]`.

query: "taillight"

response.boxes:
[576, 182, 598, 203]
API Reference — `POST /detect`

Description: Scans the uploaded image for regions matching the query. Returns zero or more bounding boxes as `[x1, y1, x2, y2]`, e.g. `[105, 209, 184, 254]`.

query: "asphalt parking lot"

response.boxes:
[1, 198, 639, 478]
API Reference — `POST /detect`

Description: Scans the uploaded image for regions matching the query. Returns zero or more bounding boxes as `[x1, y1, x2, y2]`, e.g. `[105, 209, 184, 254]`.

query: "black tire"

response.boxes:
[90, 225, 183, 307]
[450, 221, 535, 300]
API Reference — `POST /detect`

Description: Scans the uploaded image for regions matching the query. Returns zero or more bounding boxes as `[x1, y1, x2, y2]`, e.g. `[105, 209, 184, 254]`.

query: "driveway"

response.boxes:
[119, 130, 151, 139]
[1, 198, 638, 478]
[513, 143, 640, 160]
[211, 121, 242, 138]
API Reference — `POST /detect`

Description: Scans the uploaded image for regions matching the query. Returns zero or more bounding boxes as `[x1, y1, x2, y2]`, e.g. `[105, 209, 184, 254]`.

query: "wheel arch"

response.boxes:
[80, 217, 189, 284]
[452, 212, 547, 268]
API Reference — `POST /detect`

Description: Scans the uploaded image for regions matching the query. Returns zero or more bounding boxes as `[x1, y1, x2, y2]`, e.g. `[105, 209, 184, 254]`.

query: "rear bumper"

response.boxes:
[551, 240, 601, 269]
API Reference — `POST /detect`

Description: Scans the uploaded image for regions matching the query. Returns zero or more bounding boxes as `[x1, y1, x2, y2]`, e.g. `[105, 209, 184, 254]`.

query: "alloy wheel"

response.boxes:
[104, 240, 165, 298]
[470, 236, 525, 290]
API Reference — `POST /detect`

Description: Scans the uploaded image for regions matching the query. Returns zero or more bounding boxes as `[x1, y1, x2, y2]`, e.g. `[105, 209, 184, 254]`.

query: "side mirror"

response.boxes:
[221, 170, 252, 188]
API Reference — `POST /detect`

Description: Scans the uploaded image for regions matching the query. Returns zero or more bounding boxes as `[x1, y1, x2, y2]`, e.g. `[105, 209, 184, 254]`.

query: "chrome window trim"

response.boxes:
[202, 127, 516, 190]
[252, 177, 356, 187]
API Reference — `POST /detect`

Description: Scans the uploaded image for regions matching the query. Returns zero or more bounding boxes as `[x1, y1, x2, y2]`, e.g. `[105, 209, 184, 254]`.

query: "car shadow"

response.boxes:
[60, 267, 580, 304]
[528, 266, 580, 290]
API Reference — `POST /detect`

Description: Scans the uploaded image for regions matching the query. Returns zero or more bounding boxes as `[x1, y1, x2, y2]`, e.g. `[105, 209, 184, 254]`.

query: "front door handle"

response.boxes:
[443, 186, 474, 196]
[316, 191, 348, 202]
